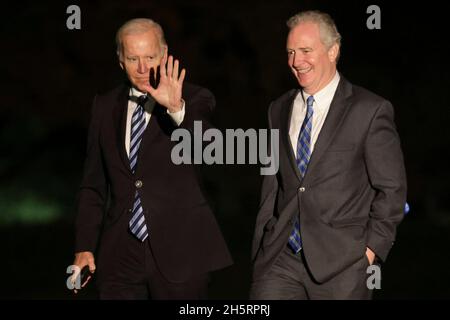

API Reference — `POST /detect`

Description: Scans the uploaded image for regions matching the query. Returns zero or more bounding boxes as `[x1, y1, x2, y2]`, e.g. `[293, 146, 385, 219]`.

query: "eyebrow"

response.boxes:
[286, 46, 313, 51]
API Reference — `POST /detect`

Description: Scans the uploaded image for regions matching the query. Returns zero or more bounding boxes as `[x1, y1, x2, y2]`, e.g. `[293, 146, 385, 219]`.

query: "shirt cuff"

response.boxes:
[167, 99, 185, 126]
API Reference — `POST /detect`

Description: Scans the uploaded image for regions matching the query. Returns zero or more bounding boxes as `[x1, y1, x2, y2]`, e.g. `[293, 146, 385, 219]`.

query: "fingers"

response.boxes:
[173, 59, 179, 80]
[88, 260, 96, 273]
[179, 68, 186, 84]
[142, 83, 156, 96]
[160, 46, 168, 78]
[167, 55, 173, 79]
[160, 47, 183, 80]
[167, 57, 185, 82]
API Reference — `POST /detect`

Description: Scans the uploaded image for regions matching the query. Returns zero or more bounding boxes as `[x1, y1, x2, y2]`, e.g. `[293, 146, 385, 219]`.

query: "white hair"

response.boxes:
[116, 18, 167, 59]
[287, 10, 341, 60]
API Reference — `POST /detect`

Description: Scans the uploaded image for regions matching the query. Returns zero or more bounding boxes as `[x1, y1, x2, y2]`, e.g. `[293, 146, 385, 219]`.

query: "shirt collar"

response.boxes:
[129, 88, 156, 111]
[129, 87, 147, 100]
[301, 71, 340, 112]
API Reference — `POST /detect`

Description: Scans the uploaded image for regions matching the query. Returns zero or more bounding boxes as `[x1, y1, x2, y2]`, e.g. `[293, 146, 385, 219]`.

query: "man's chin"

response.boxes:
[297, 75, 314, 90]
[132, 83, 149, 93]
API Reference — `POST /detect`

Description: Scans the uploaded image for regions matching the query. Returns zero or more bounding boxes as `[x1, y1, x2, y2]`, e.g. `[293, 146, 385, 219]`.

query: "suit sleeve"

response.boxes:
[74, 95, 108, 253]
[364, 100, 407, 262]
[251, 102, 279, 261]
[179, 87, 215, 132]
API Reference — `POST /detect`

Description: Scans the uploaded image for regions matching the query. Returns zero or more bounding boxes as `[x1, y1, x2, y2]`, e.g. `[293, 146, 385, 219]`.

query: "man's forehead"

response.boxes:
[123, 29, 159, 42]
[288, 22, 320, 37]
[287, 23, 321, 46]
[122, 33, 161, 51]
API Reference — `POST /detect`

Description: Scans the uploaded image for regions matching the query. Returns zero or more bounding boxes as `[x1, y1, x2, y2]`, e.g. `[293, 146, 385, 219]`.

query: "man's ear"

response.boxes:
[118, 48, 125, 70]
[328, 43, 340, 63]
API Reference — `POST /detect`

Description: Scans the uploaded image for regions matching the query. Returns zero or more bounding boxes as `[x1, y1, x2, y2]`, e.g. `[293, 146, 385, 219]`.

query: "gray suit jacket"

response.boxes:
[251, 76, 407, 283]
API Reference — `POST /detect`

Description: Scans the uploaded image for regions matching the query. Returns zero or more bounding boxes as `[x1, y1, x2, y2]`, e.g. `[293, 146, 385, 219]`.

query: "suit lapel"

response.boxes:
[134, 100, 176, 175]
[113, 85, 132, 173]
[302, 77, 353, 183]
[280, 89, 304, 182]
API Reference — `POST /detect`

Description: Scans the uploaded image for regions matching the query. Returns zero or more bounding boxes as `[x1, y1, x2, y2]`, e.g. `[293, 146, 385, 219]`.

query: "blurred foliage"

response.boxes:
[0, 192, 61, 225]
[0, 110, 83, 226]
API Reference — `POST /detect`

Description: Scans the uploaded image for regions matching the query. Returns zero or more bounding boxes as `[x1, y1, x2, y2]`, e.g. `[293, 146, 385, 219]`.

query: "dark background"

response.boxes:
[1, 0, 449, 299]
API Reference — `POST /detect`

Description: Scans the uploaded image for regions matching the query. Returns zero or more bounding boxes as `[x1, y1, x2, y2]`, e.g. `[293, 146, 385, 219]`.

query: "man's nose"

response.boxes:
[137, 60, 149, 74]
[291, 52, 303, 67]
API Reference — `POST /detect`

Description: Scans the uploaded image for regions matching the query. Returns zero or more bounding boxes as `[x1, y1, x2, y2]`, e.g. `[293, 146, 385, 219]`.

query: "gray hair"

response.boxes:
[287, 10, 341, 52]
[116, 18, 167, 59]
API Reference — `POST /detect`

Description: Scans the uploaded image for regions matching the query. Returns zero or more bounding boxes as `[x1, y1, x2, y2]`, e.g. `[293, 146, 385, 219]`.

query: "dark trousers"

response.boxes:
[250, 245, 373, 300]
[97, 230, 208, 300]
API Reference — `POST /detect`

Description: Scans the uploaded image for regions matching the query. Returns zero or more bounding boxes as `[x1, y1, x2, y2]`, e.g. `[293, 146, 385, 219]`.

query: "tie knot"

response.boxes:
[137, 94, 148, 106]
[306, 95, 314, 108]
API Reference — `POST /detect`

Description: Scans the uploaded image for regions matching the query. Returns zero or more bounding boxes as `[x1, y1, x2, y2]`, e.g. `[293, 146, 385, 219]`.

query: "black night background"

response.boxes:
[1, 0, 449, 299]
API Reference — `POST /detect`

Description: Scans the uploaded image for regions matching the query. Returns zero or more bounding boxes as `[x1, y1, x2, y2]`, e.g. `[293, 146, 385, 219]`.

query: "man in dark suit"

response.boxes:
[71, 18, 232, 299]
[250, 10, 407, 299]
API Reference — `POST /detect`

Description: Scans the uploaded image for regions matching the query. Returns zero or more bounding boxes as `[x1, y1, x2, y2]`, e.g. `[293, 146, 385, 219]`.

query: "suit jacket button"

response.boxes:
[299, 187, 306, 192]
[135, 180, 143, 188]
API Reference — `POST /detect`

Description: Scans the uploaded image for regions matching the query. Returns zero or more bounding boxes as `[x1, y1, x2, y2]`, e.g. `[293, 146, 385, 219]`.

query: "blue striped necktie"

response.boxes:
[129, 95, 149, 242]
[288, 95, 314, 254]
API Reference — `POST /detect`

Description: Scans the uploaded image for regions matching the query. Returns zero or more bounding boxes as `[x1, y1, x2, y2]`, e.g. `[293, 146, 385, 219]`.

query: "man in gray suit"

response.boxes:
[250, 10, 407, 299]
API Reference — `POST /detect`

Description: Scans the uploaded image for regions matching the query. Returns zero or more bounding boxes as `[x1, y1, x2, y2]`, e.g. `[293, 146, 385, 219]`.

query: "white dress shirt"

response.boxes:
[125, 87, 185, 156]
[289, 72, 340, 157]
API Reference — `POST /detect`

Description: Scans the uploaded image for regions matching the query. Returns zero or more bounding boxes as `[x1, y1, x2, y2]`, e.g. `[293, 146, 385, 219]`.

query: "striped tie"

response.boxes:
[129, 95, 148, 242]
[288, 95, 314, 254]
